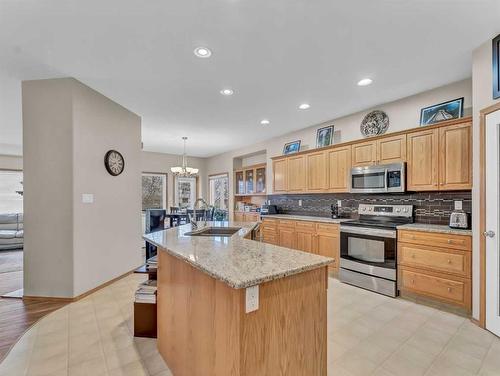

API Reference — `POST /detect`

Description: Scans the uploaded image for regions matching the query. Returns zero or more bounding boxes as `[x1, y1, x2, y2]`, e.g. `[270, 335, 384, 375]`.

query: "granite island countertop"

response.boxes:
[262, 214, 352, 224]
[396, 223, 472, 236]
[143, 221, 332, 289]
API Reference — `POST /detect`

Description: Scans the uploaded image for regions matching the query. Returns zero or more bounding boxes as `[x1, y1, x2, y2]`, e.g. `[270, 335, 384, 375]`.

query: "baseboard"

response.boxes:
[22, 266, 140, 302]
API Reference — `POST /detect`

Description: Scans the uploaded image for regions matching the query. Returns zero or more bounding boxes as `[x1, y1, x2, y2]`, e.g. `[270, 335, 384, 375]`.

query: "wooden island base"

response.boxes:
[157, 250, 328, 376]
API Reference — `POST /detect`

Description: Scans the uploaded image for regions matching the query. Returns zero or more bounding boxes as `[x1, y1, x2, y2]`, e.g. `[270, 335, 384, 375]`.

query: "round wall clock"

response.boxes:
[360, 110, 389, 137]
[104, 150, 125, 176]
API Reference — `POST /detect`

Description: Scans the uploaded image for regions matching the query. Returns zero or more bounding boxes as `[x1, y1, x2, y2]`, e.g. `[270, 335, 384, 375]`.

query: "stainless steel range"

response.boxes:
[339, 204, 414, 297]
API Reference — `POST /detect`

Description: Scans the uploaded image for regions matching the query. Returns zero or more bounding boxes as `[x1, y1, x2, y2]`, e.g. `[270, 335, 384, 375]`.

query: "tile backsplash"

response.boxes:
[267, 191, 472, 225]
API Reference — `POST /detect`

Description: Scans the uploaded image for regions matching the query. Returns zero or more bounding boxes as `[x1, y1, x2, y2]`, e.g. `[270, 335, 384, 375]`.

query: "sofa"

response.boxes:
[0, 213, 23, 250]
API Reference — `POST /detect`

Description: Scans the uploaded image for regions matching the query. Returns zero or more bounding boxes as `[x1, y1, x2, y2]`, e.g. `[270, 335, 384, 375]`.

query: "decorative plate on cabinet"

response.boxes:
[360, 110, 389, 137]
[104, 150, 125, 176]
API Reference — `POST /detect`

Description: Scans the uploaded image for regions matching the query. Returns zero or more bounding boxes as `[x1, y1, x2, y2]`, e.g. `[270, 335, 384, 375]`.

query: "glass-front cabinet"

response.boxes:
[235, 171, 245, 195]
[245, 169, 254, 194]
[234, 164, 266, 195]
[255, 167, 266, 194]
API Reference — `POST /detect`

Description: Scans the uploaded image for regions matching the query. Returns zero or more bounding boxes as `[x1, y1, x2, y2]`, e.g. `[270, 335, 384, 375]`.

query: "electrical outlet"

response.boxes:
[298, 199, 302, 207]
[454, 201, 463, 210]
[245, 285, 259, 313]
[337, 200, 342, 207]
[82, 193, 94, 204]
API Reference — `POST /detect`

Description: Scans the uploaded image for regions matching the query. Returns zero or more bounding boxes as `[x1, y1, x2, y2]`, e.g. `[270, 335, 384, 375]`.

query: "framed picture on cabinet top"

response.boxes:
[494, 34, 500, 99]
[316, 125, 334, 148]
[420, 97, 464, 126]
[283, 140, 301, 155]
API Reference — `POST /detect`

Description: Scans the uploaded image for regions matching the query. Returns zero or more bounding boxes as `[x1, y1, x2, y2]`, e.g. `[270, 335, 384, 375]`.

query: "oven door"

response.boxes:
[340, 226, 396, 280]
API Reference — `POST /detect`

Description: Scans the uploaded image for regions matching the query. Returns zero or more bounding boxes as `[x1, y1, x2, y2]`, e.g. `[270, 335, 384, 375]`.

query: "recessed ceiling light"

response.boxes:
[298, 103, 310, 110]
[260, 119, 270, 125]
[220, 88, 234, 96]
[357, 78, 373, 86]
[194, 47, 212, 58]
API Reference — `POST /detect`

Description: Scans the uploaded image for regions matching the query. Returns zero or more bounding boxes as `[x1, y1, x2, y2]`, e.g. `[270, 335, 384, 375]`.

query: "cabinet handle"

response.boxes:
[447, 259, 452, 264]
[411, 279, 415, 284]
[447, 239, 452, 244]
[447, 287, 452, 293]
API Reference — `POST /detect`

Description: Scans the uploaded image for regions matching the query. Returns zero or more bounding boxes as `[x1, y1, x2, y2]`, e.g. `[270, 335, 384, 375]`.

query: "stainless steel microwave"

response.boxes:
[350, 162, 405, 193]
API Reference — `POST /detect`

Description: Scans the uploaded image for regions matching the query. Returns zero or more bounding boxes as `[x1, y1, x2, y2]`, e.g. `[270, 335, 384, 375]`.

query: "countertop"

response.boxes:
[396, 223, 472, 236]
[262, 214, 352, 224]
[262, 214, 472, 236]
[143, 221, 332, 289]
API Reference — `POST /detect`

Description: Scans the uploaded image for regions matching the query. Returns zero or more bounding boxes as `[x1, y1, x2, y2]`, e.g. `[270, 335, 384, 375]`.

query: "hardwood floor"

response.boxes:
[0, 250, 68, 362]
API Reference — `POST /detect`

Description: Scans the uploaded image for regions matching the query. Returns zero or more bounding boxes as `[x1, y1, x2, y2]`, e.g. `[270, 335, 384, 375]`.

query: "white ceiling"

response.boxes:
[0, 0, 499, 157]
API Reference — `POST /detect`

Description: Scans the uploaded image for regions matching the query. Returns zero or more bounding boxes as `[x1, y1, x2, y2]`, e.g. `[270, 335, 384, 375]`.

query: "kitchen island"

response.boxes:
[143, 221, 332, 376]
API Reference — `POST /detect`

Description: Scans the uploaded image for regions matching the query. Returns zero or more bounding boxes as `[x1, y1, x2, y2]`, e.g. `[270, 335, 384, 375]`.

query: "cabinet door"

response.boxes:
[377, 134, 407, 164]
[287, 155, 307, 192]
[315, 234, 339, 271]
[306, 151, 328, 192]
[327, 146, 351, 192]
[351, 140, 377, 167]
[407, 129, 439, 191]
[296, 232, 315, 254]
[255, 166, 266, 193]
[245, 169, 255, 194]
[235, 171, 245, 195]
[279, 229, 296, 249]
[439, 123, 472, 190]
[272, 158, 288, 193]
[234, 212, 244, 222]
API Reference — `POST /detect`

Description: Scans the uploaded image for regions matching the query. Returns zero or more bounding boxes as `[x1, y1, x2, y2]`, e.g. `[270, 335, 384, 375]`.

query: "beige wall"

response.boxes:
[0, 154, 22, 170]
[22, 77, 142, 298]
[207, 79, 472, 216]
[22, 78, 75, 297]
[71, 79, 142, 297]
[471, 38, 500, 320]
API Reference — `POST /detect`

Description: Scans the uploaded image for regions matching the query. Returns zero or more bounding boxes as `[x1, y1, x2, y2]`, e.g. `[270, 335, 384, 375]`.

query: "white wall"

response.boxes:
[207, 79, 472, 215]
[471, 38, 500, 320]
[22, 77, 143, 298]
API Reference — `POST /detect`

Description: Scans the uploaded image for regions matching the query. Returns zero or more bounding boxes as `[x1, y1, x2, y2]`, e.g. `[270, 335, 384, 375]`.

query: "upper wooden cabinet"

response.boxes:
[306, 151, 328, 192]
[377, 134, 407, 164]
[287, 155, 307, 192]
[407, 129, 439, 191]
[351, 140, 377, 167]
[352, 135, 406, 167]
[407, 121, 472, 191]
[327, 146, 351, 192]
[272, 158, 288, 193]
[271, 117, 472, 194]
[439, 122, 472, 190]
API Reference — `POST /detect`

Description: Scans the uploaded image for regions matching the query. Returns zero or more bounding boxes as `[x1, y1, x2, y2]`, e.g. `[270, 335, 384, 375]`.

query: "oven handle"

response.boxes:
[340, 226, 396, 239]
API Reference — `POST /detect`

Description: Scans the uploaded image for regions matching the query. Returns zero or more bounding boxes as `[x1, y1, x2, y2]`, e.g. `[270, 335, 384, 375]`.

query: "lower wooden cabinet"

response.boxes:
[234, 211, 260, 222]
[261, 218, 340, 272]
[398, 229, 472, 312]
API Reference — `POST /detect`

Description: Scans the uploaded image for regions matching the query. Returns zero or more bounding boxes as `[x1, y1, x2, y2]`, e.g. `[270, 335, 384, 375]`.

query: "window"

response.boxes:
[0, 170, 23, 214]
[209, 173, 229, 210]
[175, 177, 197, 209]
[142, 173, 167, 211]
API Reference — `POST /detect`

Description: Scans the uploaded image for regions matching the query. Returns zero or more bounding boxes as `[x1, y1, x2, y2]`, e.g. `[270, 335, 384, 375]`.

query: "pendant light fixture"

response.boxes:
[170, 137, 199, 176]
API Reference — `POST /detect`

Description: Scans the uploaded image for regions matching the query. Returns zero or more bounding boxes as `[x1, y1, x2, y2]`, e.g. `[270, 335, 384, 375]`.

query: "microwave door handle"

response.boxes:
[384, 169, 389, 192]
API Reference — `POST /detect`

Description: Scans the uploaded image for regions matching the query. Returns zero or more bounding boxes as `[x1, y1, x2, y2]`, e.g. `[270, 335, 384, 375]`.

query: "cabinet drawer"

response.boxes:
[295, 220, 315, 233]
[315, 223, 339, 235]
[261, 225, 278, 234]
[398, 230, 471, 251]
[262, 233, 278, 245]
[261, 218, 278, 225]
[398, 243, 471, 278]
[400, 268, 470, 308]
[278, 219, 296, 229]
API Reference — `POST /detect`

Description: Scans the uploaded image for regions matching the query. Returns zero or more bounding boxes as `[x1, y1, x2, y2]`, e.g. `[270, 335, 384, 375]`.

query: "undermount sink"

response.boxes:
[184, 227, 241, 237]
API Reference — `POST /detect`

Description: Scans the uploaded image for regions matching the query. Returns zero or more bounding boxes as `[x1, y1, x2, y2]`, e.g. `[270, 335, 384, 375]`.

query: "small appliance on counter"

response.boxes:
[331, 203, 339, 219]
[449, 210, 469, 229]
[261, 204, 278, 215]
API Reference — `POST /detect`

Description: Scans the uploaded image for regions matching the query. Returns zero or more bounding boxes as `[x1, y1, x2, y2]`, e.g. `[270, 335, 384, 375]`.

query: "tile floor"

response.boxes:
[0, 274, 499, 376]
